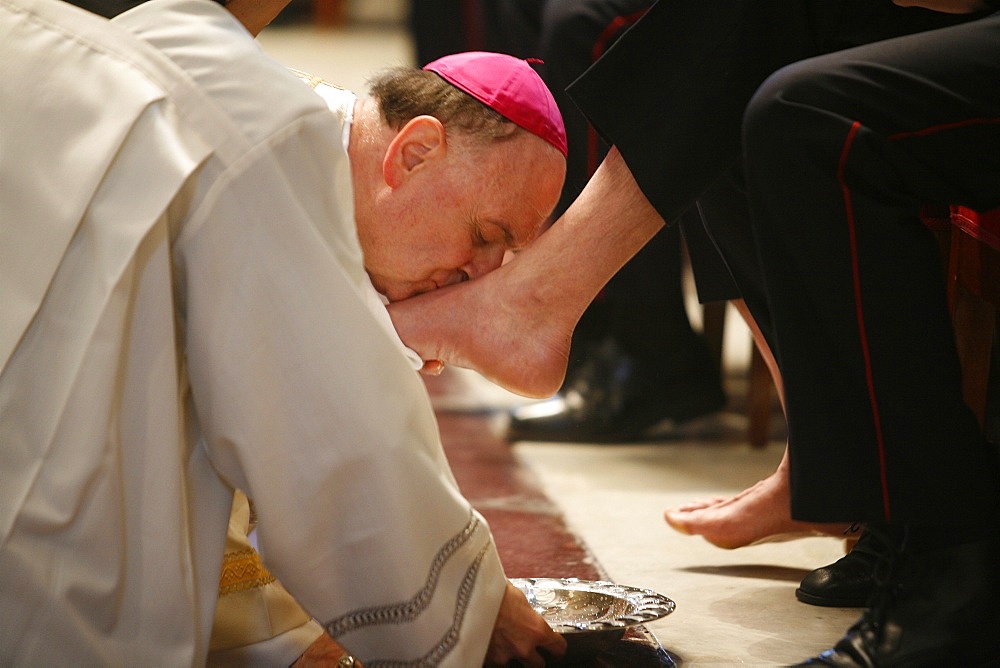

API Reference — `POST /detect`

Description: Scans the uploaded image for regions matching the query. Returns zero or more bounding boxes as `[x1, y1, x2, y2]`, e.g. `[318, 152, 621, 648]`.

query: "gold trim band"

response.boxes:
[218, 548, 276, 595]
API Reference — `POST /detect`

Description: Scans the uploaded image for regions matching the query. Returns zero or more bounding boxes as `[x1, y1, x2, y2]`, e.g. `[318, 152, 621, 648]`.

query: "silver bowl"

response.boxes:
[512, 577, 675, 660]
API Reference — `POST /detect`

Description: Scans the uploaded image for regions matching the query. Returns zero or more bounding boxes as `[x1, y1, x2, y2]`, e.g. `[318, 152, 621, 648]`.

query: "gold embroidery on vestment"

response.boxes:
[218, 548, 276, 595]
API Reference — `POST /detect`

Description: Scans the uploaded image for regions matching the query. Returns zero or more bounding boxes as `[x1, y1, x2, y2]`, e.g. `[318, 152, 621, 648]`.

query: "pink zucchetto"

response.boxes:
[422, 51, 568, 158]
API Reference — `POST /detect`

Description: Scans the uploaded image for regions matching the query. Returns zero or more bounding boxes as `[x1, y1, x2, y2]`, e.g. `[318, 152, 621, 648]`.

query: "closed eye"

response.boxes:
[475, 219, 517, 249]
[473, 227, 489, 247]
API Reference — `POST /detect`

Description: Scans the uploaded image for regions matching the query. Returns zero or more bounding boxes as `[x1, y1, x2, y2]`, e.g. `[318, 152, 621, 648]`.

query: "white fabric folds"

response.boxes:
[0, 0, 505, 663]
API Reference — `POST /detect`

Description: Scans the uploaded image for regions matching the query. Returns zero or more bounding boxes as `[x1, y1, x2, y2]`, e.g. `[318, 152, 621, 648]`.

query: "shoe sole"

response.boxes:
[794, 587, 868, 608]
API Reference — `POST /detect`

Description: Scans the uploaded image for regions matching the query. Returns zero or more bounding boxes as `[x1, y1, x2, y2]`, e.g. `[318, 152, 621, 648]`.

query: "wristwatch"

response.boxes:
[338, 656, 356, 668]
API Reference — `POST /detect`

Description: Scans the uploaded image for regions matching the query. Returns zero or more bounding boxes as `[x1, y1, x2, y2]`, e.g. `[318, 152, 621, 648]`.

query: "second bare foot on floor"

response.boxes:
[663, 450, 851, 549]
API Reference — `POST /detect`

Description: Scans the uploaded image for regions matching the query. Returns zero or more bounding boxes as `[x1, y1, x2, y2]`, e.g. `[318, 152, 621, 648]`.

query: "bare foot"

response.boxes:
[663, 449, 852, 549]
[387, 259, 578, 398]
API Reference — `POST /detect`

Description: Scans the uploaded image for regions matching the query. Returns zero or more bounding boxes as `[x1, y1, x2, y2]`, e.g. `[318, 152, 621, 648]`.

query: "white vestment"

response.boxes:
[0, 0, 505, 663]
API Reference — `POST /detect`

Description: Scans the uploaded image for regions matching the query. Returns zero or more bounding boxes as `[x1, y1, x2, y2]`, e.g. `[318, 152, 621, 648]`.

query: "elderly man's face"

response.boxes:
[363, 133, 565, 302]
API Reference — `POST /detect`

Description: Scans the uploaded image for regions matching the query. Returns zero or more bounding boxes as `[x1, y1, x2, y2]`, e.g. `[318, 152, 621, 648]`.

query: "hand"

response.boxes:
[484, 581, 567, 666]
[892, 0, 989, 12]
[290, 632, 362, 668]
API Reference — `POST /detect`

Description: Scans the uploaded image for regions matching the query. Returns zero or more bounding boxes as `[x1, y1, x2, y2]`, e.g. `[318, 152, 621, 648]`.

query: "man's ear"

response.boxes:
[383, 115, 446, 188]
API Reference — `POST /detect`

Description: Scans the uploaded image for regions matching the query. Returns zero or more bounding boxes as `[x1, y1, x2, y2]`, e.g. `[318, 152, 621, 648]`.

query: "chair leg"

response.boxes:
[952, 285, 996, 428]
[731, 299, 783, 448]
[313, 0, 346, 26]
[700, 298, 783, 447]
[946, 225, 999, 429]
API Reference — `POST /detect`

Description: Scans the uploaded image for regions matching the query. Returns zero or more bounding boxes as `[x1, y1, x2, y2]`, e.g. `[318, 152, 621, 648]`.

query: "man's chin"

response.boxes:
[390, 282, 445, 302]
[368, 278, 409, 303]
[382, 285, 421, 303]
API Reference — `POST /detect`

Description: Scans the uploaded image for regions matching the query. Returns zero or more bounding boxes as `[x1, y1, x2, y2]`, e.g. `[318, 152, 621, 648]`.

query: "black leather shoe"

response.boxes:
[796, 528, 879, 608]
[796, 526, 1000, 667]
[504, 336, 726, 443]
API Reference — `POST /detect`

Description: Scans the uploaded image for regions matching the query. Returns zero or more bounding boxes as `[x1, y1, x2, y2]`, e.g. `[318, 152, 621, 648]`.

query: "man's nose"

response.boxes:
[462, 245, 506, 280]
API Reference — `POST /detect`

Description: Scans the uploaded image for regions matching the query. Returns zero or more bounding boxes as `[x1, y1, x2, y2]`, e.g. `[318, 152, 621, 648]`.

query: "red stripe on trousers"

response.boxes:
[837, 120, 893, 521]
[835, 115, 1000, 521]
